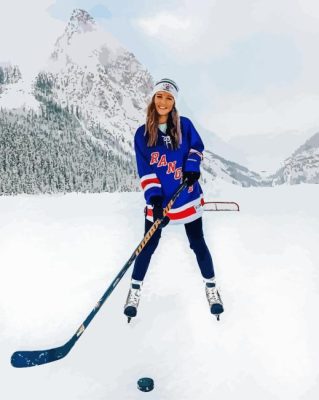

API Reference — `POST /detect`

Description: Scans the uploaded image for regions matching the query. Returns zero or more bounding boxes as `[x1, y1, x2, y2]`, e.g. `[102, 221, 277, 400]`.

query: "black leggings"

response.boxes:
[132, 217, 215, 281]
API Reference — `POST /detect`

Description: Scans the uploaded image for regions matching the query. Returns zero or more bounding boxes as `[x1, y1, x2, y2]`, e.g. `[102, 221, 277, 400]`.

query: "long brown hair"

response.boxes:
[145, 95, 182, 150]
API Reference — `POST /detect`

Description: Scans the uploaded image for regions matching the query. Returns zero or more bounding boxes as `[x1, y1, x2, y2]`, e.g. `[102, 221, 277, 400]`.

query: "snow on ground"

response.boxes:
[0, 182, 319, 399]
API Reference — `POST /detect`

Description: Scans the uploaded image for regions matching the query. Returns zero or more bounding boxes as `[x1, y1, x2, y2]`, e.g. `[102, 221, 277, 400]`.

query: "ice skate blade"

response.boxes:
[127, 317, 132, 323]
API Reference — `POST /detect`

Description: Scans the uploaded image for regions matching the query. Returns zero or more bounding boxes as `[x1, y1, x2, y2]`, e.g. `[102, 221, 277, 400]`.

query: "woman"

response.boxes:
[124, 78, 224, 321]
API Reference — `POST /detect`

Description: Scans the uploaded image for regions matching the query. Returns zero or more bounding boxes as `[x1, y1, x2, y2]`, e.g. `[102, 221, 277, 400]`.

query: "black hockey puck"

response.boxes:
[137, 377, 154, 392]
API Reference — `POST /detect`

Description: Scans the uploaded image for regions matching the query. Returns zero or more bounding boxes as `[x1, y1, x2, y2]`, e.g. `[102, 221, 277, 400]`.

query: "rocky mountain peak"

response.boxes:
[65, 9, 96, 41]
[293, 131, 319, 156]
[71, 9, 95, 24]
[271, 130, 319, 185]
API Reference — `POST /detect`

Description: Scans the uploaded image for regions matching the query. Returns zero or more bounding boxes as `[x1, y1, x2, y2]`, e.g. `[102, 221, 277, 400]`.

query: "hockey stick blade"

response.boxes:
[11, 339, 74, 368]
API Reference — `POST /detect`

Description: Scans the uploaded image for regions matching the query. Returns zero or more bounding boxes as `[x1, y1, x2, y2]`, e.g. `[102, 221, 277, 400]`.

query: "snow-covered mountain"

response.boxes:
[272, 131, 319, 185]
[0, 9, 274, 194]
[202, 150, 270, 187]
[43, 8, 153, 154]
[0, 9, 152, 195]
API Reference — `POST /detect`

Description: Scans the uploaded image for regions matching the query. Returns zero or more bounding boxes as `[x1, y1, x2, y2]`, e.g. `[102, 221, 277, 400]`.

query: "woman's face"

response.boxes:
[154, 91, 175, 120]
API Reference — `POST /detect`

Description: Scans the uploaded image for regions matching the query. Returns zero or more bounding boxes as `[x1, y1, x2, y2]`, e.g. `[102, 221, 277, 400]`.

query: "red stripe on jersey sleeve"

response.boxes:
[141, 177, 160, 190]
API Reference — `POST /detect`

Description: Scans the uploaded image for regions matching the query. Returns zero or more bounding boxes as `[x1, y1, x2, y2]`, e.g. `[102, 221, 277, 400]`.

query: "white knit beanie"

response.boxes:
[151, 78, 179, 100]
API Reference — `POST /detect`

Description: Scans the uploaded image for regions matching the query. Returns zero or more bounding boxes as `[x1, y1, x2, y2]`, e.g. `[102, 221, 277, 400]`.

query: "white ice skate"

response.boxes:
[205, 280, 224, 320]
[124, 282, 142, 323]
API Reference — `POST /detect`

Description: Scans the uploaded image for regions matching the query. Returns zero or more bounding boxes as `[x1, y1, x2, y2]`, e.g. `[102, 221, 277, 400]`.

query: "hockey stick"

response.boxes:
[11, 181, 188, 368]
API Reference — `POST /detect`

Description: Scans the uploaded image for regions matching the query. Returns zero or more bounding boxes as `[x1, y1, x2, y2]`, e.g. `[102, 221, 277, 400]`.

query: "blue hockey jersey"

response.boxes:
[134, 116, 205, 224]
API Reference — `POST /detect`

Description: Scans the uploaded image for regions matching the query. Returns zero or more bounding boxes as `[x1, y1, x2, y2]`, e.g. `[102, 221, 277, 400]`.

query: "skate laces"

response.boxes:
[206, 284, 222, 305]
[127, 286, 141, 307]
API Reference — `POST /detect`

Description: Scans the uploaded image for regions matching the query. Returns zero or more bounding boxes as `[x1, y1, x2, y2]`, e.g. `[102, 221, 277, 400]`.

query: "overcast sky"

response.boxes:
[1, 0, 319, 142]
